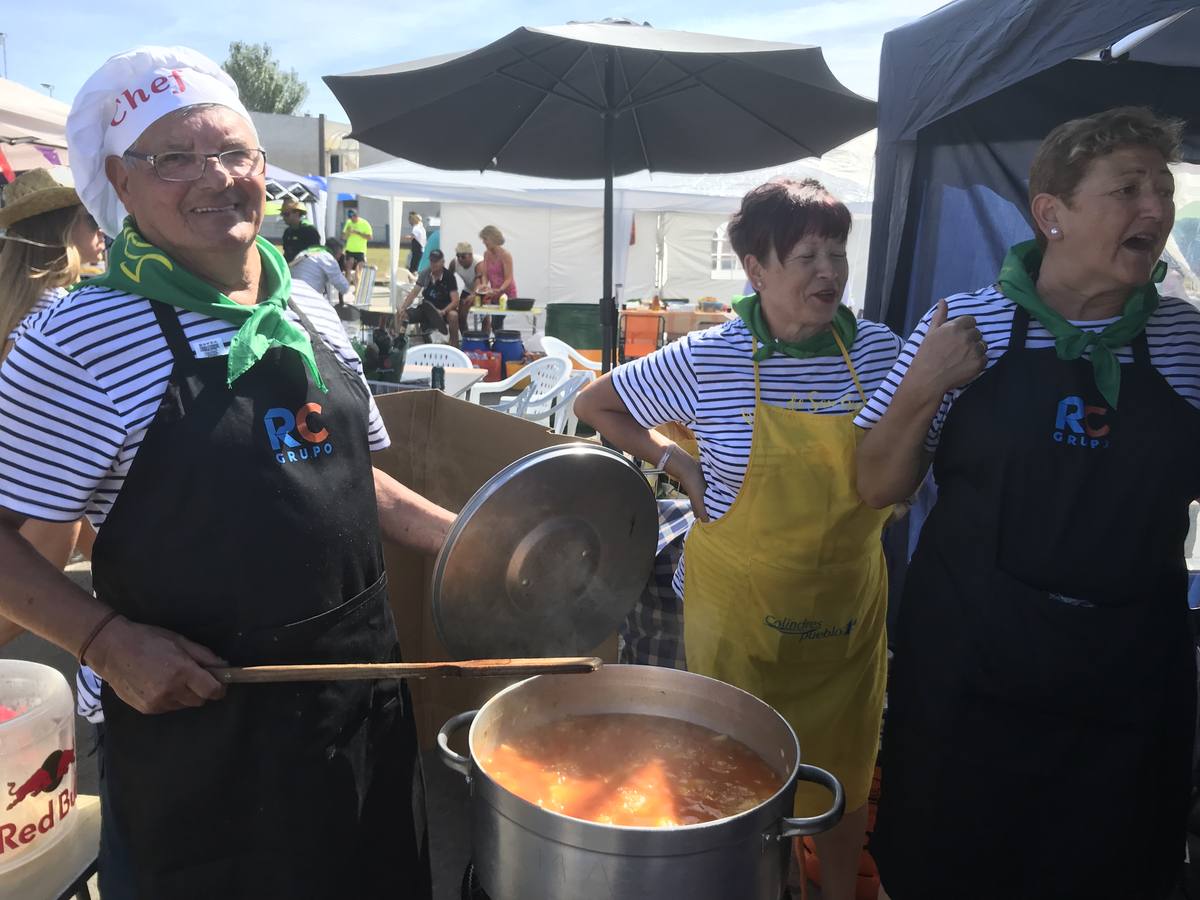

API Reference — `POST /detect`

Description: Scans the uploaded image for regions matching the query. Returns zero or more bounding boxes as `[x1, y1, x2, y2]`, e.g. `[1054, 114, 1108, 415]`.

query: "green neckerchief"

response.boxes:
[731, 293, 857, 360]
[997, 239, 1164, 409]
[297, 245, 330, 256]
[92, 219, 327, 392]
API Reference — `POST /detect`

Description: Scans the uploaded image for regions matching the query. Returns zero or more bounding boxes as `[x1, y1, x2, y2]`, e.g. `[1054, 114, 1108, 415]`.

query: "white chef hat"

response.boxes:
[67, 46, 256, 237]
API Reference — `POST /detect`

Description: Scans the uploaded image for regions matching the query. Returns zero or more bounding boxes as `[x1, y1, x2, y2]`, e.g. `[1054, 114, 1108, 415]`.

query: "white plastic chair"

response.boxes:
[517, 371, 592, 434]
[353, 265, 377, 307]
[468, 356, 569, 406]
[540, 335, 601, 381]
[406, 344, 473, 368]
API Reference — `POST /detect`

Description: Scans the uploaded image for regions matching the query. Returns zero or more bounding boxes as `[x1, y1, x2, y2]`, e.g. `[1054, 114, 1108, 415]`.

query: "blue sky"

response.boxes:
[5, 0, 947, 120]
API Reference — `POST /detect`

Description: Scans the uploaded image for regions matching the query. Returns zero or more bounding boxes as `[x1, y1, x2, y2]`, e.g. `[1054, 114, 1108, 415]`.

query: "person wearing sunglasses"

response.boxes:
[0, 46, 448, 900]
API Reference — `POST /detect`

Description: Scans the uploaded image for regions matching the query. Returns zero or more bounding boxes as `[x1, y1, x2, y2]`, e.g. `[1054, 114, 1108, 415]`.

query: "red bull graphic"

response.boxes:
[6, 748, 74, 811]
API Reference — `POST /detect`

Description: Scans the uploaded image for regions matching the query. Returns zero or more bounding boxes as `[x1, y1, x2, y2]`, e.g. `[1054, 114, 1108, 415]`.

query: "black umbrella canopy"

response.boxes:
[325, 20, 876, 369]
[325, 20, 875, 178]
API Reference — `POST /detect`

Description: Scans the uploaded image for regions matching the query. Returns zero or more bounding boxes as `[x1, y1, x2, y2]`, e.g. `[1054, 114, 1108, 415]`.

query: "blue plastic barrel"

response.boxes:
[462, 331, 490, 354]
[493, 330, 525, 367]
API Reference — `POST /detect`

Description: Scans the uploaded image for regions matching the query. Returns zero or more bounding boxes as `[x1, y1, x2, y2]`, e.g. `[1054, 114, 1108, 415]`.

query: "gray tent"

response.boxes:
[864, 0, 1200, 337]
[325, 20, 875, 368]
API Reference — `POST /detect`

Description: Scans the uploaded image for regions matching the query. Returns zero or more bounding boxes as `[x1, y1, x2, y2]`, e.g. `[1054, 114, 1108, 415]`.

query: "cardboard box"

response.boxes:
[373, 389, 615, 748]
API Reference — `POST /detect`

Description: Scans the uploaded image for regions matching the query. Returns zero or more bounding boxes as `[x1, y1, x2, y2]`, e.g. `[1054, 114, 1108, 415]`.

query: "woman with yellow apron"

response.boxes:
[575, 178, 901, 900]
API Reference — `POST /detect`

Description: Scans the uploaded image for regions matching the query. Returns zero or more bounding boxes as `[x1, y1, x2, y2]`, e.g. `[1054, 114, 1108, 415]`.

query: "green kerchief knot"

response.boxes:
[732, 293, 857, 361]
[997, 240, 1163, 409]
[91, 219, 327, 392]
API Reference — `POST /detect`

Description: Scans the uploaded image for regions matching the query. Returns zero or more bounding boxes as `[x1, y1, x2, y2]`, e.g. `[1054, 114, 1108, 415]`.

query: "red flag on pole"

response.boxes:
[0, 147, 14, 184]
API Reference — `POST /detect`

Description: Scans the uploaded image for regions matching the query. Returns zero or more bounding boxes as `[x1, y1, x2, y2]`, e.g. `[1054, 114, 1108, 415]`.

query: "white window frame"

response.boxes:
[710, 221, 744, 280]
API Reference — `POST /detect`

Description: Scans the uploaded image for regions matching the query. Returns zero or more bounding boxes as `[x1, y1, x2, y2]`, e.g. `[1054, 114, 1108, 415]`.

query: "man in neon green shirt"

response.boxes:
[341, 209, 373, 288]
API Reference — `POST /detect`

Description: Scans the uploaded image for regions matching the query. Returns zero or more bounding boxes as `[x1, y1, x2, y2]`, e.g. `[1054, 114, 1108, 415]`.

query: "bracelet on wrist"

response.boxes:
[78, 610, 120, 667]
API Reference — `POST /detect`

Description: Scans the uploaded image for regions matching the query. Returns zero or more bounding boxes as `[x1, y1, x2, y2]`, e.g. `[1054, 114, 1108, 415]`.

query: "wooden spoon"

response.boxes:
[209, 656, 601, 684]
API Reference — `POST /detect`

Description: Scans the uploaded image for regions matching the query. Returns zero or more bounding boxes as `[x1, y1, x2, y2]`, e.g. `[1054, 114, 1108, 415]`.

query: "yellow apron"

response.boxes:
[683, 334, 892, 815]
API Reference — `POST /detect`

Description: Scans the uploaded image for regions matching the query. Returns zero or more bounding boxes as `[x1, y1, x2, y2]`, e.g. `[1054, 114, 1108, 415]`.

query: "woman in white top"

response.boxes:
[406, 211, 426, 272]
[0, 167, 105, 646]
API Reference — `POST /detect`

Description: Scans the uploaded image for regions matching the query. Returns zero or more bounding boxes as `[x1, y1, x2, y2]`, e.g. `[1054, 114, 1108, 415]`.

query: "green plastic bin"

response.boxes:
[545, 303, 603, 353]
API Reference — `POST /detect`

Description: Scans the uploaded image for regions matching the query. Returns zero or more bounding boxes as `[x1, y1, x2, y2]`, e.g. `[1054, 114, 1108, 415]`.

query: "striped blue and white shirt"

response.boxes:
[290, 248, 350, 301]
[7, 287, 67, 344]
[612, 316, 903, 597]
[0, 280, 390, 721]
[853, 286, 1200, 448]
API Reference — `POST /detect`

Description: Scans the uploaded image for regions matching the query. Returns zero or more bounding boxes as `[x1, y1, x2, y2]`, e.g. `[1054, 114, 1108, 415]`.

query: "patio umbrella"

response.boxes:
[325, 19, 875, 370]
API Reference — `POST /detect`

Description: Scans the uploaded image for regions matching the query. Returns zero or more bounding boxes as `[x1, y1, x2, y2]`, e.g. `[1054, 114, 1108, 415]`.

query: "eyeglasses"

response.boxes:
[123, 148, 267, 182]
[456, 253, 471, 259]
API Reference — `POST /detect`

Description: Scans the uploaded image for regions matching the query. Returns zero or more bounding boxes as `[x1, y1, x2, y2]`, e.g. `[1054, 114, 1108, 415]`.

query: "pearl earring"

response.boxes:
[1049, 227, 1061, 236]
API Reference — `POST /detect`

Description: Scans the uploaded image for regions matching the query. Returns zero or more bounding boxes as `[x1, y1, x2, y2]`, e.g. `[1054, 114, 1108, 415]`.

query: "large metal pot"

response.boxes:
[438, 664, 844, 900]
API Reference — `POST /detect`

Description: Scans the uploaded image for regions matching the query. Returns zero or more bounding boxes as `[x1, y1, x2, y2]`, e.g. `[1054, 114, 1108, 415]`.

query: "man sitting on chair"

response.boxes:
[397, 249, 462, 344]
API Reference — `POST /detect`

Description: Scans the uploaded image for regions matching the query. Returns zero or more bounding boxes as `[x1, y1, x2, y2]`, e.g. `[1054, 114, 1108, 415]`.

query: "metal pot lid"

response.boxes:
[432, 444, 658, 659]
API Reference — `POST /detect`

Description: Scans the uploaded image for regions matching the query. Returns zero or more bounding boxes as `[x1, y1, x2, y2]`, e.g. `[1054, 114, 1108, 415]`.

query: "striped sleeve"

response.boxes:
[610, 337, 700, 429]
[853, 303, 954, 452]
[0, 328, 127, 522]
[76, 666, 104, 723]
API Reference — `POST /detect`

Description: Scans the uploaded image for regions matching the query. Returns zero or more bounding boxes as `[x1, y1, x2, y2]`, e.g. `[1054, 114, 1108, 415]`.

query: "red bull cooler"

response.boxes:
[0, 661, 77, 873]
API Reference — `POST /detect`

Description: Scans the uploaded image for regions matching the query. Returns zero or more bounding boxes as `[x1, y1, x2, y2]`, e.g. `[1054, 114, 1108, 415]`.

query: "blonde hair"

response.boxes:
[0, 205, 85, 344]
[479, 224, 504, 246]
[409, 212, 422, 224]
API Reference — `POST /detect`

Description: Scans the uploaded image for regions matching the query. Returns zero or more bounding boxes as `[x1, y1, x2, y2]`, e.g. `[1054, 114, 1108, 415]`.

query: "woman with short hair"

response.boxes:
[856, 106, 1200, 900]
[576, 178, 902, 900]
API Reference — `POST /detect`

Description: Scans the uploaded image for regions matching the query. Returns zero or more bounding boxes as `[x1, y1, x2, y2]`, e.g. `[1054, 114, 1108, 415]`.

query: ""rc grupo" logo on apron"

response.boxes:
[263, 404, 334, 465]
[1053, 395, 1111, 449]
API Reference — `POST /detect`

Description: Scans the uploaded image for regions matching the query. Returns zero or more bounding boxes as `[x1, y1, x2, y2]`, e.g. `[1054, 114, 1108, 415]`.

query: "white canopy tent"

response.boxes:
[0, 78, 69, 173]
[326, 132, 875, 312]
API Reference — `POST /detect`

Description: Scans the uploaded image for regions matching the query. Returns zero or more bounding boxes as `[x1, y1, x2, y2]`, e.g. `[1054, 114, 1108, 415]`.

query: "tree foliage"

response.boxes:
[222, 42, 308, 115]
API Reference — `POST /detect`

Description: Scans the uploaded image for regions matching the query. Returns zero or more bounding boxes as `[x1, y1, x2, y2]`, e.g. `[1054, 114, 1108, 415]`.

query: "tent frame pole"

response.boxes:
[602, 48, 616, 373]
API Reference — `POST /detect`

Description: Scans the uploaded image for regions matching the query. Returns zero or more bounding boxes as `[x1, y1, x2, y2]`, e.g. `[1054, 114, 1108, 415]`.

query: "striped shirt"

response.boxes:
[7, 287, 66, 344]
[0, 280, 389, 526]
[612, 316, 903, 596]
[853, 286, 1200, 449]
[290, 249, 349, 301]
[0, 282, 390, 724]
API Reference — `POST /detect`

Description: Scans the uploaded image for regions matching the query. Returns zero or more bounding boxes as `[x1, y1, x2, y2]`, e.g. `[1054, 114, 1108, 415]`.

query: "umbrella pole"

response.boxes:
[601, 48, 616, 374]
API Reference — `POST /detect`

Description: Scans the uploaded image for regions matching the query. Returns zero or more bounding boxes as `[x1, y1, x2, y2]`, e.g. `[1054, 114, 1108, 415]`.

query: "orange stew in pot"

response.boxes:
[480, 713, 783, 827]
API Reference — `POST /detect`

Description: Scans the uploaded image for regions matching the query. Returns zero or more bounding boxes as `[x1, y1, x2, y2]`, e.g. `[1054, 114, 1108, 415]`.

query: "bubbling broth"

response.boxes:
[480, 713, 783, 827]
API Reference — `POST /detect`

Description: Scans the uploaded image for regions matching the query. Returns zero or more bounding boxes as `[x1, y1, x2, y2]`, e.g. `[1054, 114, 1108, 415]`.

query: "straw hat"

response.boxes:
[280, 198, 306, 216]
[0, 167, 81, 229]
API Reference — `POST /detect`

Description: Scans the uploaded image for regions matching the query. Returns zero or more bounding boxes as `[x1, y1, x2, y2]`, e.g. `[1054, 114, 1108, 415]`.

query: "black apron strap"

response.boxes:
[1132, 328, 1152, 368]
[1009, 304, 1030, 351]
[148, 301, 194, 365]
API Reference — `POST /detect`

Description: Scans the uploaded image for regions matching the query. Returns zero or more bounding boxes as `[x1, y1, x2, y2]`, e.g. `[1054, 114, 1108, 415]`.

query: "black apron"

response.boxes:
[92, 301, 430, 900]
[873, 307, 1200, 900]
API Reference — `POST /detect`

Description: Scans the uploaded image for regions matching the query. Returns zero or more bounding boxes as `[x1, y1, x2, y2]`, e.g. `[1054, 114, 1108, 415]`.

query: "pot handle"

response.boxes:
[778, 764, 845, 839]
[437, 709, 478, 781]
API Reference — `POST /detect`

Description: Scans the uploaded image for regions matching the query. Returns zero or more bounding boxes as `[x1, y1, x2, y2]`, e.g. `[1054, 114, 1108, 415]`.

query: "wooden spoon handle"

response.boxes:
[209, 656, 602, 684]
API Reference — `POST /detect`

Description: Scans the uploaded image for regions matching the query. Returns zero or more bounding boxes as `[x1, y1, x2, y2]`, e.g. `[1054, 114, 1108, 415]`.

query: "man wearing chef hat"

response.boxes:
[0, 46, 450, 899]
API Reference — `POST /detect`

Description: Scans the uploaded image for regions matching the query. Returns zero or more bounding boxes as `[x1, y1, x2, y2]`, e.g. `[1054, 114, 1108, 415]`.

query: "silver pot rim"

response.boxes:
[466, 665, 803, 838]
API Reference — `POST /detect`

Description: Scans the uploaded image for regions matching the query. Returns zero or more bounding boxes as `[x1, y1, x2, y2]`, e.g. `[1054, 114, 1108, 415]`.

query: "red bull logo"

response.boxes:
[0, 749, 76, 854]
[6, 749, 74, 811]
